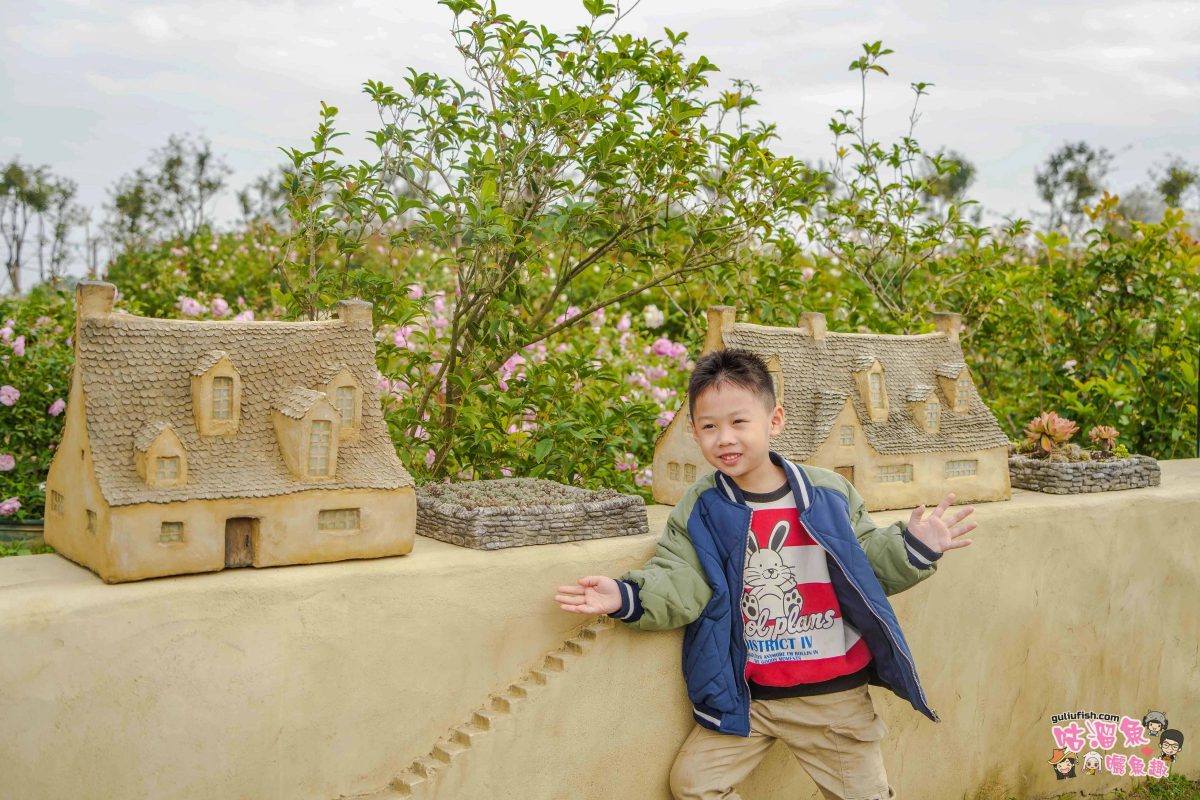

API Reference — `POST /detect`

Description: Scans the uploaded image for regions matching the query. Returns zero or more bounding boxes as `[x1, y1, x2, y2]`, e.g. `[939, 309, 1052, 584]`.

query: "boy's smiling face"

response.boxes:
[688, 379, 786, 494]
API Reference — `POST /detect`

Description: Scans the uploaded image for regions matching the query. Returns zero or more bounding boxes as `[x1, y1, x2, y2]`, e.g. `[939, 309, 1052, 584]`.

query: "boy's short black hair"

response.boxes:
[687, 348, 777, 423]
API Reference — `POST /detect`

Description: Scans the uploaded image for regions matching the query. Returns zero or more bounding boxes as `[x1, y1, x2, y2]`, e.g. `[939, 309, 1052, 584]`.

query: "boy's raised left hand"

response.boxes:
[907, 492, 976, 555]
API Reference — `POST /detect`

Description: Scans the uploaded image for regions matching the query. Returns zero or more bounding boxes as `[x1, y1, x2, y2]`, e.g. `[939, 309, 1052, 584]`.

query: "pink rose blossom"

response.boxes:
[651, 337, 675, 357]
[634, 467, 653, 487]
[0, 385, 18, 406]
[392, 325, 416, 349]
[430, 314, 450, 331]
[432, 293, 446, 313]
[615, 452, 637, 472]
[211, 298, 230, 318]
[408, 284, 424, 299]
[656, 410, 676, 427]
[424, 448, 436, 468]
[500, 467, 513, 477]
[801, 267, 816, 282]
[47, 398, 66, 417]
[0, 326, 12, 341]
[237, 296, 246, 307]
[177, 296, 204, 317]
[617, 312, 631, 332]
[232, 310, 255, 322]
[10, 335, 25, 357]
[0, 497, 20, 516]
[0, 454, 14, 471]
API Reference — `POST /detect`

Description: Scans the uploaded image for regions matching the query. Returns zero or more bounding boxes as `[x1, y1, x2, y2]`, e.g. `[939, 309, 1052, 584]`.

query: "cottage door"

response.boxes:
[834, 465, 855, 485]
[224, 518, 256, 568]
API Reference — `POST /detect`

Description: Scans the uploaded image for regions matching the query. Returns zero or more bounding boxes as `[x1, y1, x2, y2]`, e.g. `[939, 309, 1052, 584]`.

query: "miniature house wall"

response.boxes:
[43, 282, 416, 583]
[652, 306, 1012, 511]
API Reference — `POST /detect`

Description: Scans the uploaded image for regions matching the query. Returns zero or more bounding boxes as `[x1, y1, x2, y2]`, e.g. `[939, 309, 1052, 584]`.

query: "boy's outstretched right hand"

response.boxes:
[555, 576, 622, 615]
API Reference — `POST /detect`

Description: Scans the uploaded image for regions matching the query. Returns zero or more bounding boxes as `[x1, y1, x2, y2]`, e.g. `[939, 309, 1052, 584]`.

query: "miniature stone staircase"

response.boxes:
[344, 616, 618, 800]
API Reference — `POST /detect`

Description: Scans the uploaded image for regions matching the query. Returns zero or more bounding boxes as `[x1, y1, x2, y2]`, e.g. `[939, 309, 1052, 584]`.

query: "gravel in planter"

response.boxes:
[416, 477, 649, 549]
[1008, 454, 1161, 494]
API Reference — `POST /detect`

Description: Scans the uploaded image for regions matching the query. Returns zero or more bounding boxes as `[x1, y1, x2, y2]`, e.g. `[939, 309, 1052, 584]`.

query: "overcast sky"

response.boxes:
[3, 0, 1199, 271]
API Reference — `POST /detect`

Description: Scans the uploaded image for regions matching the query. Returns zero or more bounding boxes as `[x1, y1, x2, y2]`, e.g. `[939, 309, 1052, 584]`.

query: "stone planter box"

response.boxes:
[1008, 454, 1161, 494]
[416, 478, 649, 550]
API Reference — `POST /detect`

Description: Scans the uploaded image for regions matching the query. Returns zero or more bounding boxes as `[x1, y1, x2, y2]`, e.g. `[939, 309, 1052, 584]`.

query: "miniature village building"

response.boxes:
[44, 282, 416, 583]
[652, 306, 1012, 511]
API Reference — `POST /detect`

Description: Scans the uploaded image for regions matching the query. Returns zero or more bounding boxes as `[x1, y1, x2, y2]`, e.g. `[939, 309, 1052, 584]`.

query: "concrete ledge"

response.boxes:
[1, 461, 1198, 799]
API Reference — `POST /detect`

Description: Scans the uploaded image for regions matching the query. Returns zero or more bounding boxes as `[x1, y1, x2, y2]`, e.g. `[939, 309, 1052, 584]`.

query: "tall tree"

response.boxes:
[1035, 141, 1113, 232]
[1154, 155, 1199, 209]
[106, 133, 232, 251]
[279, 0, 818, 477]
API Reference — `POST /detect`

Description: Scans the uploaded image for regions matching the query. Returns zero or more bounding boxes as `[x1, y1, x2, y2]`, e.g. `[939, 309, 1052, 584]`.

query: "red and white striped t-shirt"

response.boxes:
[741, 480, 871, 696]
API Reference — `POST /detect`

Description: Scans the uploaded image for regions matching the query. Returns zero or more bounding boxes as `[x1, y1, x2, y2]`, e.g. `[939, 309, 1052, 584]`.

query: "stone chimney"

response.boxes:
[336, 299, 374, 329]
[701, 305, 736, 355]
[798, 311, 827, 341]
[77, 281, 116, 319]
[933, 311, 962, 342]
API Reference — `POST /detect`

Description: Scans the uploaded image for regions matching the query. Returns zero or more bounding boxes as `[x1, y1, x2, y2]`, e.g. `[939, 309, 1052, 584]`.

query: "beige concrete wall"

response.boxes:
[2, 461, 1197, 800]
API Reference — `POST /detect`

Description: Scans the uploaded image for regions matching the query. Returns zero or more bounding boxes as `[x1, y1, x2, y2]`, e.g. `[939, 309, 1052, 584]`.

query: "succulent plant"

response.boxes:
[1024, 411, 1079, 454]
[1087, 425, 1119, 452]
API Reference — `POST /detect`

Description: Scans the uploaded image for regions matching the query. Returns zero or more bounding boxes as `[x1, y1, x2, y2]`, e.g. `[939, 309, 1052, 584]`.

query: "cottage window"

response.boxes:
[86, 510, 97, 535]
[956, 374, 971, 404]
[945, 459, 978, 478]
[334, 386, 356, 426]
[877, 464, 913, 484]
[156, 456, 180, 481]
[160, 521, 184, 543]
[684, 463, 697, 482]
[668, 461, 681, 481]
[869, 373, 883, 407]
[840, 425, 854, 446]
[212, 377, 233, 420]
[51, 490, 64, 514]
[308, 421, 333, 476]
[925, 401, 940, 429]
[318, 508, 361, 531]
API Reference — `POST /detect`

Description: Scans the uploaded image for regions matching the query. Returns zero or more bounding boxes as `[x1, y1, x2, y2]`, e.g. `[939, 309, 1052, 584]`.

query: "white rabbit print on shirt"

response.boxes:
[740, 487, 871, 683]
[741, 519, 836, 638]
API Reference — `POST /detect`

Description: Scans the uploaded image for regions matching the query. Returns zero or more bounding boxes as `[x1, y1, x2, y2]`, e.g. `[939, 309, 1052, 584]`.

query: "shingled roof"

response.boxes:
[77, 311, 413, 506]
[714, 320, 1009, 459]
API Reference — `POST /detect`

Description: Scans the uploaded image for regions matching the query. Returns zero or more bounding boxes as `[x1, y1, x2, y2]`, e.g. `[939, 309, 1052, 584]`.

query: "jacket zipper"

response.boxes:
[737, 505, 752, 730]
[807, 516, 938, 721]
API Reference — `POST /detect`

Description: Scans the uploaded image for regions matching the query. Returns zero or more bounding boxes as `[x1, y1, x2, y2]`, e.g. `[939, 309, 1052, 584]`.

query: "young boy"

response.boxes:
[556, 348, 976, 800]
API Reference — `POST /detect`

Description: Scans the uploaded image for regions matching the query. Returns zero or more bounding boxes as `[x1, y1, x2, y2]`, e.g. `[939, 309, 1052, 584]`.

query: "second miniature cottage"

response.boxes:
[652, 306, 1012, 511]
[44, 282, 416, 583]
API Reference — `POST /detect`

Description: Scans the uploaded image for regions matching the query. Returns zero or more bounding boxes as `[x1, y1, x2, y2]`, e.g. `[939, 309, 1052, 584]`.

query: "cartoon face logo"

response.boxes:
[1082, 752, 1102, 774]
[1160, 730, 1184, 762]
[1049, 748, 1077, 779]
[1143, 711, 1168, 737]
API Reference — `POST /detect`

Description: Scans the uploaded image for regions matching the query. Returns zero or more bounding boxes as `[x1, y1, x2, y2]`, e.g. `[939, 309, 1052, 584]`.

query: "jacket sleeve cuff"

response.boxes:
[606, 579, 645, 622]
[902, 526, 943, 569]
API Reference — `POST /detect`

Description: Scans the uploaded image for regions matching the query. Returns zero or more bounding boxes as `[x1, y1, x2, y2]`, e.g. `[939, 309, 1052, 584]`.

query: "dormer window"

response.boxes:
[925, 401, 939, 429]
[273, 387, 340, 481]
[906, 385, 939, 434]
[853, 357, 888, 423]
[156, 456, 180, 481]
[321, 366, 362, 439]
[956, 373, 972, 408]
[135, 421, 187, 488]
[935, 363, 973, 413]
[308, 421, 333, 476]
[192, 351, 242, 435]
[213, 377, 233, 420]
[869, 373, 883, 408]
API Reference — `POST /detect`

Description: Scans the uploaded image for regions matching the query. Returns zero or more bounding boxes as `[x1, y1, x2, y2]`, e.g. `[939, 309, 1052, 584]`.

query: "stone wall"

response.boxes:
[1, 460, 1197, 800]
[1009, 453, 1161, 494]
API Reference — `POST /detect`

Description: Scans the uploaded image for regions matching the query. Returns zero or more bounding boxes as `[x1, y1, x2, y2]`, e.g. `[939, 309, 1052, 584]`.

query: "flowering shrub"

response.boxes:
[0, 284, 75, 521]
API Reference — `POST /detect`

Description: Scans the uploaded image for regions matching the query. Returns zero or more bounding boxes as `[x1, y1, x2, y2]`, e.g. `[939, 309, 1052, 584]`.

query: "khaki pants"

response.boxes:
[669, 684, 896, 800]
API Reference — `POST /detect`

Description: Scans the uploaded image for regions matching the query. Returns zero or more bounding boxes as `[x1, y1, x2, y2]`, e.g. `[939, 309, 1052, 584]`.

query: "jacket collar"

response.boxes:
[713, 450, 812, 511]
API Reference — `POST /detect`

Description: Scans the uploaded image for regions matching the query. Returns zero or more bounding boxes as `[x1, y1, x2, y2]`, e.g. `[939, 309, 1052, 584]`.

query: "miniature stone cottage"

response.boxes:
[652, 306, 1012, 511]
[43, 282, 416, 583]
